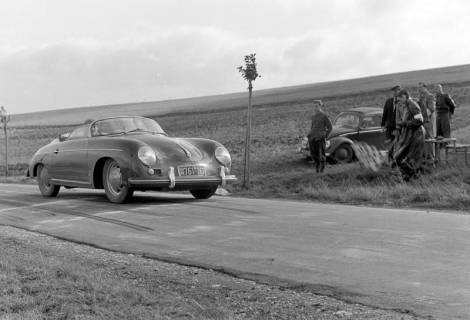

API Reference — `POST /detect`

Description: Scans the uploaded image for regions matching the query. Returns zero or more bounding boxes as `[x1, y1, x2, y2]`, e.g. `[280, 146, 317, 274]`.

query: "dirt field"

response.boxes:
[10, 64, 470, 127]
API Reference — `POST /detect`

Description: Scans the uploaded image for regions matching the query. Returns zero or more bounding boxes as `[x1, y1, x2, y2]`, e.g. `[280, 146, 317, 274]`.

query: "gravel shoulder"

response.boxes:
[0, 226, 420, 320]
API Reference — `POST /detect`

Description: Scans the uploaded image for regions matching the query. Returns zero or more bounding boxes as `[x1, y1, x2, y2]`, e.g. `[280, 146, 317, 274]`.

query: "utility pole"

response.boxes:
[237, 53, 260, 189]
[0, 106, 10, 177]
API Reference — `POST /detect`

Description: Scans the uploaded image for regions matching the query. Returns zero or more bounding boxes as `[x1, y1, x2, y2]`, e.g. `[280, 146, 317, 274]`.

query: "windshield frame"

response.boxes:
[90, 116, 167, 137]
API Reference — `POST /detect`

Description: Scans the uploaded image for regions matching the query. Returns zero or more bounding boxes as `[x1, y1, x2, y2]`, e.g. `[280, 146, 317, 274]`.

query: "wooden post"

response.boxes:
[0, 106, 8, 177]
[237, 53, 259, 189]
[243, 80, 253, 189]
[3, 121, 7, 177]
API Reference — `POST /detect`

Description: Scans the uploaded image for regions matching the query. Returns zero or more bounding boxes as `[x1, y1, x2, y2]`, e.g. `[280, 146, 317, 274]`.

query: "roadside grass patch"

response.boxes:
[0, 226, 416, 320]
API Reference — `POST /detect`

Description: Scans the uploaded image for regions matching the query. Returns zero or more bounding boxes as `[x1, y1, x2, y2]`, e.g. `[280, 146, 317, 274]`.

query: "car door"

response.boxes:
[356, 114, 387, 150]
[51, 125, 90, 184]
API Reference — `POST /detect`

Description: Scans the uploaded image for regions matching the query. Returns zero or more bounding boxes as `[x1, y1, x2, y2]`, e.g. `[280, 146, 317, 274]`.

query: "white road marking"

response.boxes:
[167, 225, 213, 237]
[0, 198, 94, 214]
[95, 211, 123, 216]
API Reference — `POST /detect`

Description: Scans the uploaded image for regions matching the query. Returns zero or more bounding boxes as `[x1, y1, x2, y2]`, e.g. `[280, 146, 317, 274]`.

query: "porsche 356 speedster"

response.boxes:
[27, 116, 236, 203]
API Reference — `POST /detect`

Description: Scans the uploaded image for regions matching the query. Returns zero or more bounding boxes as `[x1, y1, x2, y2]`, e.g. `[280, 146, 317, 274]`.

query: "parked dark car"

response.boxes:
[27, 116, 236, 203]
[298, 107, 386, 163]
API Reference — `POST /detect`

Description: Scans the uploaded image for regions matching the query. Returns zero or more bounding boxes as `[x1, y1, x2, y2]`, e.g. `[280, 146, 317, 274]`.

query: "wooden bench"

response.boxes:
[445, 143, 470, 166]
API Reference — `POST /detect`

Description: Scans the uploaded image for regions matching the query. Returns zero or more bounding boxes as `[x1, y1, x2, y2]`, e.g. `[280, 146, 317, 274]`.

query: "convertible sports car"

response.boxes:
[298, 107, 386, 163]
[27, 116, 236, 203]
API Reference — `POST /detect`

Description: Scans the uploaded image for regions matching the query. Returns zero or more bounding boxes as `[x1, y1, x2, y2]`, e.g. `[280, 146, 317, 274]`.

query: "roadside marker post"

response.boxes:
[0, 106, 9, 177]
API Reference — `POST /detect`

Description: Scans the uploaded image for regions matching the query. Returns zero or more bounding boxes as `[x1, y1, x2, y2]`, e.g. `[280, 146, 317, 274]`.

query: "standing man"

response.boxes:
[381, 85, 401, 142]
[418, 83, 436, 161]
[435, 84, 456, 138]
[381, 85, 401, 162]
[307, 100, 332, 173]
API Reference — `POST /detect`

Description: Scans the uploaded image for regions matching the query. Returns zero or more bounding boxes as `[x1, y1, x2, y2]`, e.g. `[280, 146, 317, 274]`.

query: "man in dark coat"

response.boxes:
[308, 100, 332, 173]
[393, 90, 426, 181]
[382, 85, 401, 163]
[435, 84, 456, 138]
[381, 85, 401, 142]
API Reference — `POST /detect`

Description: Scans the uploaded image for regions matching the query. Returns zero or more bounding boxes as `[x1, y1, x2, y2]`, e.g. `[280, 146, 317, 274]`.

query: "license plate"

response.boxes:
[178, 165, 206, 176]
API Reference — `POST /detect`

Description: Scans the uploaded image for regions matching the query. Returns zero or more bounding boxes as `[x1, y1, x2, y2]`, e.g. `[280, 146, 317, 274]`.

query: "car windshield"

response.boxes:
[334, 113, 361, 129]
[91, 117, 166, 137]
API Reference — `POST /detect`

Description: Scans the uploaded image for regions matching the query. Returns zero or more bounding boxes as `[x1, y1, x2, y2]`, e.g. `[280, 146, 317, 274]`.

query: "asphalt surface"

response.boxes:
[0, 183, 469, 319]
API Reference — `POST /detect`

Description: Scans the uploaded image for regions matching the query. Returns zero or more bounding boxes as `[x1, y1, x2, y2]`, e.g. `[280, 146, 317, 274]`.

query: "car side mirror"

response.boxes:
[59, 132, 70, 141]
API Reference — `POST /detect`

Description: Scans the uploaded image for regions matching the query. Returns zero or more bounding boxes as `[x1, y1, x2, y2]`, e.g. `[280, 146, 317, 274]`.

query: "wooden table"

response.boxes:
[424, 138, 457, 164]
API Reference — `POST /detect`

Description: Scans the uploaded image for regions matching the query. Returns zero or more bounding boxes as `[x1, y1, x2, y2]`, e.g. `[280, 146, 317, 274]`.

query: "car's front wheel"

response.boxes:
[333, 144, 354, 163]
[190, 187, 217, 199]
[37, 164, 60, 197]
[103, 159, 134, 203]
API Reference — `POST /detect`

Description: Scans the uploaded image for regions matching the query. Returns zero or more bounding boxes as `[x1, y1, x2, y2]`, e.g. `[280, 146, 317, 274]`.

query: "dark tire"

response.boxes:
[190, 187, 217, 199]
[103, 159, 134, 203]
[37, 164, 60, 197]
[333, 144, 354, 164]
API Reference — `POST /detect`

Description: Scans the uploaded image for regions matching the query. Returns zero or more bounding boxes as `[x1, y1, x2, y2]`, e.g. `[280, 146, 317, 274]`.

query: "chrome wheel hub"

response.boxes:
[107, 163, 123, 196]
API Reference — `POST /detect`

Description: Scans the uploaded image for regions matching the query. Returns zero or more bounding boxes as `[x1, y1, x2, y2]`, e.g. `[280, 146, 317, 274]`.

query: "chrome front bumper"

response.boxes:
[128, 166, 237, 189]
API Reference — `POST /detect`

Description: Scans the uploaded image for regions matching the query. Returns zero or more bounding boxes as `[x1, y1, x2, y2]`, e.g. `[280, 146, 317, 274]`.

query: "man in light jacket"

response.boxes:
[418, 83, 436, 160]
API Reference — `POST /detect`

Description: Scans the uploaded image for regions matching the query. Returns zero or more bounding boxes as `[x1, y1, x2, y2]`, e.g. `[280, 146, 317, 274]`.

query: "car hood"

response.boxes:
[125, 134, 205, 162]
[328, 125, 356, 139]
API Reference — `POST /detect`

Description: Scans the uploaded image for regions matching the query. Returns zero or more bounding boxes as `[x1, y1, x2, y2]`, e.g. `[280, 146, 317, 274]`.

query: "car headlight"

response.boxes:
[215, 146, 231, 167]
[138, 146, 157, 166]
[326, 140, 331, 149]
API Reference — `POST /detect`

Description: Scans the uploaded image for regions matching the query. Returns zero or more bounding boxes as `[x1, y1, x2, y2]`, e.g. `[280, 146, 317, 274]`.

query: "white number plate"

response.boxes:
[177, 165, 206, 176]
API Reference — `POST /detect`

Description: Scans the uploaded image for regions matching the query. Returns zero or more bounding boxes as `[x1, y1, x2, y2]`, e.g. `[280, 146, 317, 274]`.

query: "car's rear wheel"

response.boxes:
[103, 159, 134, 203]
[190, 187, 217, 199]
[37, 164, 60, 197]
[334, 144, 354, 164]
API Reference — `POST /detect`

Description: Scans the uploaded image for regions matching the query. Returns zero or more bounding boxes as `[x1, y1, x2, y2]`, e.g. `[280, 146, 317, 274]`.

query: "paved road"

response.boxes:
[0, 183, 469, 319]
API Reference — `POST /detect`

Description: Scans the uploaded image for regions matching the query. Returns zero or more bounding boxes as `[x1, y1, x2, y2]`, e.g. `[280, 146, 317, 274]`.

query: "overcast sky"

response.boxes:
[1, 0, 469, 114]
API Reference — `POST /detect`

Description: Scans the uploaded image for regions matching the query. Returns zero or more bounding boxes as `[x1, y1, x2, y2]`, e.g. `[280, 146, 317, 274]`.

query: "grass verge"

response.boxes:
[231, 162, 470, 212]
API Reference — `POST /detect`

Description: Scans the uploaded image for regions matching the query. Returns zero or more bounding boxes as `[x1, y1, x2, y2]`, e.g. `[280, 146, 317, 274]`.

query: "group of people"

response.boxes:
[306, 83, 457, 179]
[382, 83, 456, 180]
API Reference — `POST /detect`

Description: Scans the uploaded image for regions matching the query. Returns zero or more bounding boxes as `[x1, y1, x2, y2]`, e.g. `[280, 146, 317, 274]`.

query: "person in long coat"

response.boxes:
[393, 90, 426, 181]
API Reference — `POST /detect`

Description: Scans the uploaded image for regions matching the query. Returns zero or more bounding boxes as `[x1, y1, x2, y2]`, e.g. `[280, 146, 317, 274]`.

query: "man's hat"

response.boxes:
[390, 85, 401, 91]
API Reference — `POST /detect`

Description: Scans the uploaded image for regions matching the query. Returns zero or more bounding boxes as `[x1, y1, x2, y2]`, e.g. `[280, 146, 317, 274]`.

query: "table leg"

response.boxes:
[466, 147, 468, 166]
[445, 144, 449, 164]
[436, 143, 441, 164]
